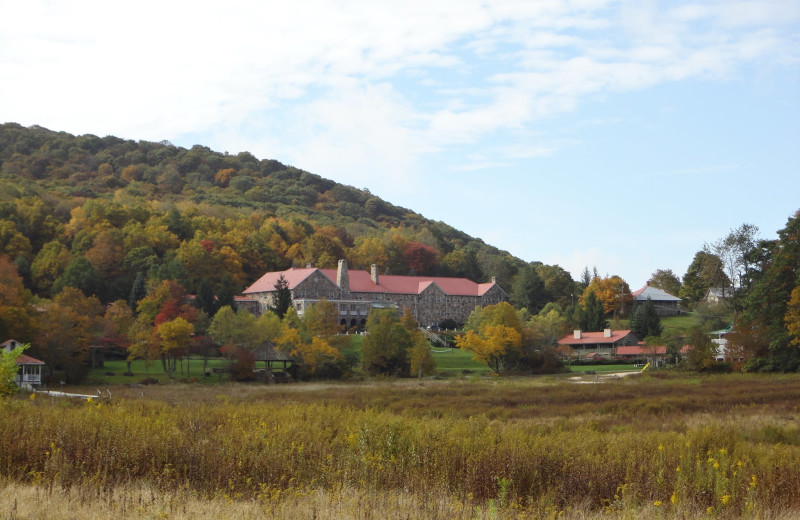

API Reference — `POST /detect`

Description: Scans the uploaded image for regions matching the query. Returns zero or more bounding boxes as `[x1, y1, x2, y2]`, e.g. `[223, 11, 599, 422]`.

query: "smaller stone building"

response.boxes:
[243, 260, 507, 327]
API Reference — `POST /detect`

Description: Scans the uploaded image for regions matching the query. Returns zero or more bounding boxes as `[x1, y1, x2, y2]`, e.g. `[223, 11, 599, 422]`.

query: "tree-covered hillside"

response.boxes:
[0, 123, 547, 305]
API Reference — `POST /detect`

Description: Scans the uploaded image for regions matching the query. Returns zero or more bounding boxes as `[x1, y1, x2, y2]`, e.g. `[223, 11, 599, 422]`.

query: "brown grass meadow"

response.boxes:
[2, 372, 800, 519]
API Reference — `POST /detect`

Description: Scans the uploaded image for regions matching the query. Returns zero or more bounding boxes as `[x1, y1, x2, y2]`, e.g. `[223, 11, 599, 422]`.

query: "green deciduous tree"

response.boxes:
[0, 343, 27, 396]
[362, 309, 412, 376]
[680, 251, 730, 309]
[647, 269, 682, 297]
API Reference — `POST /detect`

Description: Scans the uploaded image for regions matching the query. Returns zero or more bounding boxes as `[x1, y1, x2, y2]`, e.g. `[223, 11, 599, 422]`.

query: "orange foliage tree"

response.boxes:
[582, 276, 632, 318]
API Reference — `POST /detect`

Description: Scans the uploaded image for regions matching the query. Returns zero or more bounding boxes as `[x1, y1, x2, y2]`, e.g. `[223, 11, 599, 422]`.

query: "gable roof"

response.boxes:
[631, 284, 681, 302]
[243, 267, 332, 295]
[244, 266, 499, 297]
[558, 330, 635, 346]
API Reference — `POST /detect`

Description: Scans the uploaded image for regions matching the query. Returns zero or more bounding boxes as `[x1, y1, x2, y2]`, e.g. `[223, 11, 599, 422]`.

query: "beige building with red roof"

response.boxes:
[243, 260, 507, 328]
[557, 329, 639, 359]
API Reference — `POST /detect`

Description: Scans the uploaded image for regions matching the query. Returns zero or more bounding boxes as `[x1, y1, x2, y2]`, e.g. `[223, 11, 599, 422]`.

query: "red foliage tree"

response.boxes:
[402, 242, 438, 274]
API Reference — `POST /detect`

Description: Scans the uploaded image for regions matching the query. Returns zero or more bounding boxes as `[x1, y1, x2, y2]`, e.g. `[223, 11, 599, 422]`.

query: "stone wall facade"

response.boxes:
[249, 270, 508, 328]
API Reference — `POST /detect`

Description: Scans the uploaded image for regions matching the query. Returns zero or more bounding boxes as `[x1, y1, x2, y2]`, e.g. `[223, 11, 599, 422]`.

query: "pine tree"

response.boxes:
[269, 274, 293, 319]
[128, 272, 147, 312]
[580, 291, 607, 331]
[631, 297, 662, 338]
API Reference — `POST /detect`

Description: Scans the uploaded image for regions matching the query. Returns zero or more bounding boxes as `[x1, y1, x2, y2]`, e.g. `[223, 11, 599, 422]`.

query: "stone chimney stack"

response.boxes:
[370, 264, 379, 284]
[574, 330, 582, 339]
[604, 328, 612, 338]
[336, 259, 349, 291]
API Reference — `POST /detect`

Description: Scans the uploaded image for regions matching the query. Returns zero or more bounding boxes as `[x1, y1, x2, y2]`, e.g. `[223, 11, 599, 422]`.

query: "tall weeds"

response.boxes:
[1, 374, 799, 518]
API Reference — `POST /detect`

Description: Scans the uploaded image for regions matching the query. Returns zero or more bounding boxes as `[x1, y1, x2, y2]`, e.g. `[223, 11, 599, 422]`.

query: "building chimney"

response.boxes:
[336, 259, 349, 292]
[491, 276, 497, 284]
[574, 330, 582, 339]
[370, 264, 379, 284]
[604, 328, 612, 338]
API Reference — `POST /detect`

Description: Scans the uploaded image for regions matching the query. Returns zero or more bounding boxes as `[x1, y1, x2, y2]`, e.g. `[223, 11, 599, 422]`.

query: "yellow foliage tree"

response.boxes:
[156, 317, 194, 378]
[456, 324, 522, 374]
[785, 285, 800, 347]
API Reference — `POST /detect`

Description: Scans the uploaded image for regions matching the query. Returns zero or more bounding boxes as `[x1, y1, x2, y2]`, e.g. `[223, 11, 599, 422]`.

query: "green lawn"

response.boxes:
[85, 335, 489, 384]
[84, 357, 231, 385]
[430, 347, 490, 372]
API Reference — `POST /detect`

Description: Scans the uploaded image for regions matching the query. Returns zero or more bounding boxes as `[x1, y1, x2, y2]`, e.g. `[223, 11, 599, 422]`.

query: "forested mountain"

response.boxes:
[0, 123, 571, 308]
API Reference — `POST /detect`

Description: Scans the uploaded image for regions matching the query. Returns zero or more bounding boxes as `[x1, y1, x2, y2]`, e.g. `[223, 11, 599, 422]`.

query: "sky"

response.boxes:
[2, 0, 799, 288]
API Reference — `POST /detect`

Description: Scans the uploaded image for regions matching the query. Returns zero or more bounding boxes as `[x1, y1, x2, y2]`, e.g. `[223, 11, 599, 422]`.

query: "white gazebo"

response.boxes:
[2, 339, 45, 389]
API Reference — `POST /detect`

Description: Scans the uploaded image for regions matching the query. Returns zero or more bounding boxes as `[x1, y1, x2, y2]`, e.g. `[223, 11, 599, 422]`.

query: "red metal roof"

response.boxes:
[244, 267, 497, 297]
[558, 330, 634, 346]
[15, 354, 45, 365]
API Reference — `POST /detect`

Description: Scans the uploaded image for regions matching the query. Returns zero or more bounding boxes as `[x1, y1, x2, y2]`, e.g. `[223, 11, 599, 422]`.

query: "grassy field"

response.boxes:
[83, 335, 490, 385]
[3, 373, 799, 519]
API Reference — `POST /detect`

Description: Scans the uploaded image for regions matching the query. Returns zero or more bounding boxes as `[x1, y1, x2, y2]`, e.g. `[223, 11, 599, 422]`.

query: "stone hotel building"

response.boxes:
[243, 260, 508, 328]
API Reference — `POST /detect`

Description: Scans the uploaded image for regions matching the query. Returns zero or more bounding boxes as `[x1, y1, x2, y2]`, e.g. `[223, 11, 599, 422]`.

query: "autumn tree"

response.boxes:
[156, 317, 194, 378]
[32, 289, 104, 384]
[400, 307, 435, 378]
[302, 298, 340, 337]
[101, 300, 135, 369]
[582, 276, 632, 318]
[0, 256, 37, 342]
[402, 241, 438, 275]
[31, 240, 71, 295]
[457, 302, 523, 374]
[785, 285, 800, 348]
[684, 326, 717, 371]
[277, 311, 342, 377]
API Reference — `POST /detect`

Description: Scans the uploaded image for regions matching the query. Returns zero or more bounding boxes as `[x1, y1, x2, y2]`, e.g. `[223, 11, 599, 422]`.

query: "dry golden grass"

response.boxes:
[2, 372, 799, 519]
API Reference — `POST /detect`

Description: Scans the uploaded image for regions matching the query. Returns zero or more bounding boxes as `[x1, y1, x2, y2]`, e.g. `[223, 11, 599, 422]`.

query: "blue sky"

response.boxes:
[2, 0, 798, 288]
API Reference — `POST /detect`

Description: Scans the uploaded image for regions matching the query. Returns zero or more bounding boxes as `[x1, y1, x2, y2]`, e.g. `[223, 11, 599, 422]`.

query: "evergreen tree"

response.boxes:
[631, 297, 662, 338]
[216, 274, 238, 313]
[510, 264, 547, 313]
[580, 291, 607, 331]
[195, 278, 217, 316]
[128, 272, 147, 312]
[268, 274, 293, 319]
